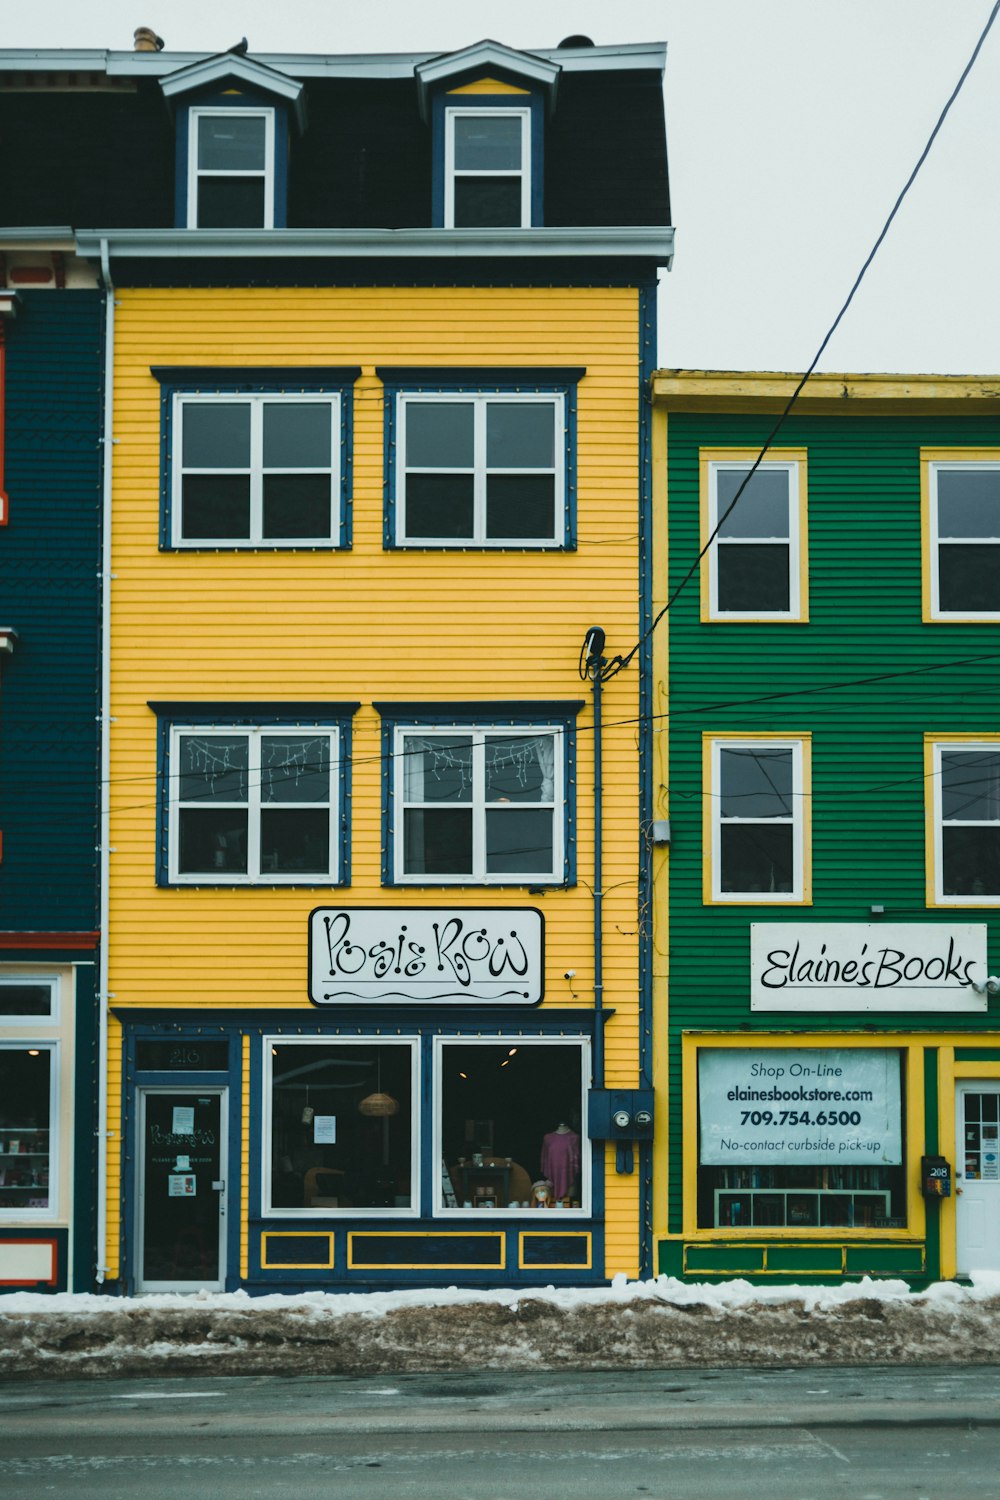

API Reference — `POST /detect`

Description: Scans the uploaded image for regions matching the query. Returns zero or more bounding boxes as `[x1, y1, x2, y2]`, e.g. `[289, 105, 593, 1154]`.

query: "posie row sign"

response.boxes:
[308, 907, 544, 1006]
[750, 923, 988, 1012]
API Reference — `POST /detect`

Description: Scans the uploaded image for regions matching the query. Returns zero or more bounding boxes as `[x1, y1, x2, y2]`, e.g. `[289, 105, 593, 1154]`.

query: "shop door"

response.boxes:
[956, 1084, 1000, 1274]
[137, 1089, 227, 1292]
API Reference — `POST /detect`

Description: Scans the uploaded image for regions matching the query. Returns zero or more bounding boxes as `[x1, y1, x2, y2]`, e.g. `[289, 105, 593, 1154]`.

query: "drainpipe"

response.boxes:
[96, 238, 114, 1284]
[581, 627, 606, 1088]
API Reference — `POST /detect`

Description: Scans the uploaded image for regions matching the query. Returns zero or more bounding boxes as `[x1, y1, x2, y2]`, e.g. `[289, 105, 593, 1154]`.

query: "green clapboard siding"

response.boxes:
[666, 409, 1000, 1246]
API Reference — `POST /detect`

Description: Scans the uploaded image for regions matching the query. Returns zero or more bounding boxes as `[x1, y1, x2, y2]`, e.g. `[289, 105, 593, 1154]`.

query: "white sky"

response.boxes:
[4, 0, 998, 375]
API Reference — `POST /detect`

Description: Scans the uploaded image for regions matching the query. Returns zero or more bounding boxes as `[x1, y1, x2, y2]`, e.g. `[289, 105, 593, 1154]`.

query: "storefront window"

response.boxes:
[437, 1041, 587, 1212]
[267, 1041, 415, 1213]
[696, 1046, 906, 1230]
[0, 1045, 54, 1214]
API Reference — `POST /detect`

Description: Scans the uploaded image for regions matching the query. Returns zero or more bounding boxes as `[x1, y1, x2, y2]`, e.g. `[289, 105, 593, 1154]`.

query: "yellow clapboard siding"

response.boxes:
[108, 283, 643, 1279]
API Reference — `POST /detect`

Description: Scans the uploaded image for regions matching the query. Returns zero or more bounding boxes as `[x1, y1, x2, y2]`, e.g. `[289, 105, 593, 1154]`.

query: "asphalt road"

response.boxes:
[1, 1365, 998, 1498]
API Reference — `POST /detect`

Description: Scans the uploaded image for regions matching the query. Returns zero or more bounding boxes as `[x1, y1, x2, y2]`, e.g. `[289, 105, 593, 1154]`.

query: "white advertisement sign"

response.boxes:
[699, 1047, 903, 1166]
[751, 923, 988, 1011]
[309, 906, 544, 1005]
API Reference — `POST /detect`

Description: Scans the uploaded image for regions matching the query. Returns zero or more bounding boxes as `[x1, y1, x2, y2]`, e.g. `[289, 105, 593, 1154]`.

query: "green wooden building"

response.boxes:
[651, 371, 1000, 1285]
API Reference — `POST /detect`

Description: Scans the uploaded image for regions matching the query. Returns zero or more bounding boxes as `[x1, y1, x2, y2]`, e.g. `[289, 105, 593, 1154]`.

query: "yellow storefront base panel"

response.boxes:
[261, 1232, 335, 1271]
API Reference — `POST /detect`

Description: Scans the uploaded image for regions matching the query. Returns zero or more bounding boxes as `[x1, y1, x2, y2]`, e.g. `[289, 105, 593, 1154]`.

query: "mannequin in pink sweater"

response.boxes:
[540, 1122, 581, 1200]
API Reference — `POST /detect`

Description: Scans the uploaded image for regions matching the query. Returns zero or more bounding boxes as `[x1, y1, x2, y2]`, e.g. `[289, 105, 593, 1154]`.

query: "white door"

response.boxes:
[956, 1083, 1000, 1274]
[136, 1088, 227, 1292]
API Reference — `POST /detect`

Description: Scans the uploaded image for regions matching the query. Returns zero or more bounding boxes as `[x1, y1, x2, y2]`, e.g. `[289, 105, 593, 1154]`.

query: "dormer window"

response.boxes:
[160, 51, 303, 230]
[189, 107, 275, 228]
[416, 40, 559, 231]
[445, 107, 530, 228]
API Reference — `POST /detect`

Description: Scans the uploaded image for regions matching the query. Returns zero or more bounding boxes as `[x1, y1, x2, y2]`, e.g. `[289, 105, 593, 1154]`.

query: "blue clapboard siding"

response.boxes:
[0, 290, 102, 931]
[666, 410, 1000, 1233]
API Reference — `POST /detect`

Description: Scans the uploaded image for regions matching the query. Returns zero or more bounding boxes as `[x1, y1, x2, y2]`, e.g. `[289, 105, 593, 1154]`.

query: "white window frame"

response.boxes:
[168, 724, 341, 885]
[926, 459, 1000, 621]
[396, 391, 564, 547]
[262, 1036, 421, 1218]
[187, 106, 276, 230]
[0, 1039, 59, 1222]
[444, 106, 531, 229]
[171, 391, 341, 548]
[393, 723, 564, 885]
[708, 736, 809, 904]
[706, 457, 803, 621]
[929, 738, 1000, 907]
[0, 974, 59, 1026]
[432, 1035, 591, 1218]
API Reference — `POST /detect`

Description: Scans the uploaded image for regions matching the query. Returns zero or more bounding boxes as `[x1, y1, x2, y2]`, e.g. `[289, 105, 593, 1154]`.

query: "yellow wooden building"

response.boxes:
[88, 36, 672, 1291]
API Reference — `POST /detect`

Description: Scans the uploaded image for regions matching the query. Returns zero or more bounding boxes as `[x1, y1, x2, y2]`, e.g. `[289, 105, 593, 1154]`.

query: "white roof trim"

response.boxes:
[0, 42, 666, 80]
[76, 225, 674, 265]
[159, 53, 305, 130]
[0, 227, 75, 247]
[415, 39, 560, 120]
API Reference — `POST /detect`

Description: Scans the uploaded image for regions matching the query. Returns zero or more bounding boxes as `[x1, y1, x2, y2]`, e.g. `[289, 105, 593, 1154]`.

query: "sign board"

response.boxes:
[699, 1047, 903, 1166]
[750, 923, 988, 1011]
[308, 907, 544, 1006]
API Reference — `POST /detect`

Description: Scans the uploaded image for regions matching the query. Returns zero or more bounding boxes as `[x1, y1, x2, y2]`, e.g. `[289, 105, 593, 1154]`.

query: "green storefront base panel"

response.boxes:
[765, 1244, 843, 1275]
[844, 1244, 926, 1277]
[657, 1239, 684, 1278]
[684, 1244, 766, 1275]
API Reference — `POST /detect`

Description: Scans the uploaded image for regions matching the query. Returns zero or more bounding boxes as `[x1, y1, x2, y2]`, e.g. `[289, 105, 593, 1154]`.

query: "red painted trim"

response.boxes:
[0, 931, 100, 950]
[0, 316, 6, 527]
[9, 267, 52, 285]
[0, 1237, 58, 1287]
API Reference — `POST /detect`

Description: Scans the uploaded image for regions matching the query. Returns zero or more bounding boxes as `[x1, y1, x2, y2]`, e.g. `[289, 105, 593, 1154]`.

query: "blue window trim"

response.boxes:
[151, 367, 360, 552]
[174, 89, 289, 230]
[430, 88, 545, 228]
[378, 369, 582, 552]
[373, 700, 584, 889]
[149, 700, 359, 888]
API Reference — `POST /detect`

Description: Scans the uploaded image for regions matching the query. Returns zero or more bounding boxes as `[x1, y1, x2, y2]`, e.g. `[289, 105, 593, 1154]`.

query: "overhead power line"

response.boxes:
[601, 0, 1000, 682]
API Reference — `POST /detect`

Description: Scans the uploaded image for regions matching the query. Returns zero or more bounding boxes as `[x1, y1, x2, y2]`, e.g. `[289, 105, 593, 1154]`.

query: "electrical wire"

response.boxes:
[600, 0, 1000, 682]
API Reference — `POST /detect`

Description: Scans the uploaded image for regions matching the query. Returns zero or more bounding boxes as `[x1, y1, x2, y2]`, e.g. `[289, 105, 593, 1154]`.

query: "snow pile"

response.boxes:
[3, 1273, 1000, 1379]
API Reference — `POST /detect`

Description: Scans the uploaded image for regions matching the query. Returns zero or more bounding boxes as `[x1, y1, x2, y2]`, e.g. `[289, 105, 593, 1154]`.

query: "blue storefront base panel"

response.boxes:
[248, 1222, 603, 1288]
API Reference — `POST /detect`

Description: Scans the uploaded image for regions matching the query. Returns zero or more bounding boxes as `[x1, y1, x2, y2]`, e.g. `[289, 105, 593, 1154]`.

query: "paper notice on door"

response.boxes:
[983, 1151, 999, 1180]
[172, 1106, 195, 1135]
[314, 1115, 337, 1144]
[168, 1173, 197, 1197]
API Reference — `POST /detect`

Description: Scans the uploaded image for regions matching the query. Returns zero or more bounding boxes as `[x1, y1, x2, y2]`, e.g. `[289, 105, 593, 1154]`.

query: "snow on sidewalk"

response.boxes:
[3, 1272, 1000, 1378]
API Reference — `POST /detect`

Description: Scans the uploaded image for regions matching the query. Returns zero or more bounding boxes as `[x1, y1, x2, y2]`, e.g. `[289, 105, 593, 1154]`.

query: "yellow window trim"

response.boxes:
[346, 1230, 506, 1272]
[448, 78, 531, 95]
[924, 732, 1000, 909]
[260, 1231, 335, 1271]
[920, 448, 1000, 624]
[517, 1231, 592, 1270]
[701, 731, 812, 906]
[698, 447, 809, 624]
[680, 1032, 925, 1242]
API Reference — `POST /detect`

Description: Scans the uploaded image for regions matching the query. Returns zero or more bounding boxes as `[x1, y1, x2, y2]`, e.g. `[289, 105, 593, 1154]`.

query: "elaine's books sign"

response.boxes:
[750, 923, 988, 1012]
[308, 907, 544, 1006]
